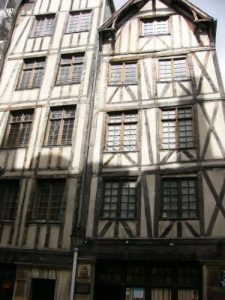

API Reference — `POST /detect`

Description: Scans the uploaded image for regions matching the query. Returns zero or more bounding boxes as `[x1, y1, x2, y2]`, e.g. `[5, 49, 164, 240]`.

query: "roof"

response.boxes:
[100, 0, 216, 40]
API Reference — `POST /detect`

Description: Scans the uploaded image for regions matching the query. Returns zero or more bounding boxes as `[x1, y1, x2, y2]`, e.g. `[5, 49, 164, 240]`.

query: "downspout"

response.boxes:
[69, 5, 103, 300]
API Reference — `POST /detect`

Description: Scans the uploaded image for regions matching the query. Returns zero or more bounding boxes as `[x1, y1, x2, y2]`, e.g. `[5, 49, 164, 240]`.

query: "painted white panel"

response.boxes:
[52, 13, 67, 49]
[38, 226, 47, 249]
[14, 149, 26, 170]
[48, 226, 59, 249]
[25, 225, 37, 248]
[1, 225, 11, 245]
[41, 37, 51, 50]
[60, 0, 72, 11]
[49, 0, 60, 13]
[86, 177, 98, 238]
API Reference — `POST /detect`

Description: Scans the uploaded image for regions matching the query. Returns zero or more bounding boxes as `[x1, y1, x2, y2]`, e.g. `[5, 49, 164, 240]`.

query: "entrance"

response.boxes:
[95, 262, 201, 300]
[30, 278, 55, 300]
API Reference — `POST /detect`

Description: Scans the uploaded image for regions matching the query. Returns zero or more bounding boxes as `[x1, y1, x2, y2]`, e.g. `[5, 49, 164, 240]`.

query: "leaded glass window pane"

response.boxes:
[142, 18, 168, 35]
[66, 11, 91, 33]
[159, 58, 188, 81]
[32, 14, 55, 37]
[110, 62, 137, 84]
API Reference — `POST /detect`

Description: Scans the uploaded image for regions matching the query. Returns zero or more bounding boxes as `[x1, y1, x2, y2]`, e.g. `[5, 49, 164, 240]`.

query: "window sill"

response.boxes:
[160, 217, 199, 221]
[28, 220, 61, 224]
[160, 147, 196, 151]
[54, 82, 81, 86]
[104, 150, 138, 153]
[157, 78, 191, 83]
[1, 146, 27, 150]
[65, 30, 89, 34]
[42, 144, 72, 148]
[99, 217, 137, 221]
[29, 35, 52, 39]
[139, 33, 170, 37]
[108, 82, 138, 86]
[16, 87, 40, 91]
[0, 220, 14, 223]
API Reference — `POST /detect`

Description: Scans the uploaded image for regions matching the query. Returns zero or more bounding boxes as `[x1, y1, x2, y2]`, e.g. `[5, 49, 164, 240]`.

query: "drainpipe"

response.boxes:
[69, 247, 78, 300]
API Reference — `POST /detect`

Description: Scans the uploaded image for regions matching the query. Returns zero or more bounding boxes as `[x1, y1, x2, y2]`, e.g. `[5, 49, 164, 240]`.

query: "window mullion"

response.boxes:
[30, 64, 36, 88]
[175, 108, 179, 148]
[177, 180, 182, 218]
[47, 183, 53, 220]
[118, 181, 122, 218]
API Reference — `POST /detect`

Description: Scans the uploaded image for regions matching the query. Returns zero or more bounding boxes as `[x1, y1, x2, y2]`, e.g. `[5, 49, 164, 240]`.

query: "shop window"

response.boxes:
[30, 278, 55, 300]
[56, 53, 84, 85]
[161, 177, 198, 219]
[31, 14, 55, 37]
[3, 109, 34, 148]
[142, 17, 169, 35]
[66, 10, 91, 33]
[105, 111, 138, 152]
[17, 58, 45, 89]
[110, 61, 137, 84]
[159, 58, 188, 81]
[161, 106, 195, 149]
[102, 179, 137, 219]
[0, 180, 19, 221]
[32, 179, 66, 222]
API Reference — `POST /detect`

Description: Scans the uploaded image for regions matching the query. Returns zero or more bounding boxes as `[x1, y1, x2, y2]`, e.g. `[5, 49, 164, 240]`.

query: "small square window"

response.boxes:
[66, 11, 91, 33]
[45, 106, 76, 146]
[161, 177, 198, 219]
[142, 17, 169, 36]
[31, 14, 55, 37]
[17, 58, 45, 89]
[159, 58, 188, 81]
[110, 62, 137, 85]
[3, 109, 34, 148]
[102, 179, 137, 219]
[56, 53, 84, 85]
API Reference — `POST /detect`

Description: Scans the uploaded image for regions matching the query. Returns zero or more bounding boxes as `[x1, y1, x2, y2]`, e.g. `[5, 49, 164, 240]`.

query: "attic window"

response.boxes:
[142, 17, 169, 36]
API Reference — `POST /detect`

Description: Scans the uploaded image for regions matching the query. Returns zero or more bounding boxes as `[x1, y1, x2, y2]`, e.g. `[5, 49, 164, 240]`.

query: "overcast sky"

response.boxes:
[113, 0, 225, 85]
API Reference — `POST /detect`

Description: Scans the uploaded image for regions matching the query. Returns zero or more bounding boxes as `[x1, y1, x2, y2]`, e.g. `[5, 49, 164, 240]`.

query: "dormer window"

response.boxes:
[142, 17, 169, 36]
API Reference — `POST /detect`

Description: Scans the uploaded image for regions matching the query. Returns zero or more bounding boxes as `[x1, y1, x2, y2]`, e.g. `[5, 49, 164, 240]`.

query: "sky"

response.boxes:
[113, 0, 225, 85]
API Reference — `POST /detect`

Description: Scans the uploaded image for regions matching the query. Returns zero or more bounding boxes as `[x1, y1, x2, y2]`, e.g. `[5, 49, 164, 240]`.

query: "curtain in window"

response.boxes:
[151, 289, 171, 300]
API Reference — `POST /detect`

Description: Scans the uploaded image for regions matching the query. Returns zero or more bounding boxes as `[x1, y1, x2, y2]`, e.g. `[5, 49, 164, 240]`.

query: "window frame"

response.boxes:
[105, 111, 138, 152]
[55, 53, 84, 85]
[31, 179, 66, 222]
[17, 57, 46, 90]
[158, 57, 189, 81]
[109, 61, 138, 85]
[44, 106, 76, 147]
[101, 178, 137, 220]
[141, 16, 169, 36]
[160, 176, 199, 220]
[3, 109, 34, 148]
[30, 14, 55, 38]
[66, 10, 91, 34]
[0, 180, 19, 222]
[160, 106, 196, 150]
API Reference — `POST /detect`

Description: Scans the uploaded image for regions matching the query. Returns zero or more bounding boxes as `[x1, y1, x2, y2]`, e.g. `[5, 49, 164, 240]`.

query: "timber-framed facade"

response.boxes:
[0, 0, 224, 300]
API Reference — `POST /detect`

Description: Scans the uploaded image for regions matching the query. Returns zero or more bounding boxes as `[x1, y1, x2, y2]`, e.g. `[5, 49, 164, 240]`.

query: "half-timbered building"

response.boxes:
[0, 0, 114, 299]
[78, 1, 225, 300]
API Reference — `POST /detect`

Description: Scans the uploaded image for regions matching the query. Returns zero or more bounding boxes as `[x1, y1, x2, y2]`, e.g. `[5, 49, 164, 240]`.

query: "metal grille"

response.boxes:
[161, 107, 194, 149]
[66, 11, 91, 33]
[33, 180, 65, 221]
[0, 180, 19, 220]
[31, 14, 55, 37]
[142, 18, 168, 35]
[102, 180, 136, 219]
[159, 58, 187, 81]
[110, 62, 137, 84]
[105, 112, 137, 152]
[56, 53, 84, 84]
[18, 58, 45, 89]
[161, 177, 198, 219]
[5, 110, 33, 147]
[46, 106, 75, 146]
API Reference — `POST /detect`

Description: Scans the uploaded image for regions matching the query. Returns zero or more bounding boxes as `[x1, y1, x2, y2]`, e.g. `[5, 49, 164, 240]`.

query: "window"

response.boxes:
[4, 110, 34, 148]
[31, 14, 55, 37]
[142, 17, 169, 35]
[110, 62, 137, 84]
[161, 177, 198, 219]
[102, 179, 136, 219]
[161, 107, 194, 149]
[17, 58, 45, 89]
[66, 10, 91, 33]
[159, 58, 188, 81]
[0, 180, 19, 221]
[56, 53, 84, 85]
[32, 180, 65, 221]
[105, 111, 138, 152]
[45, 106, 75, 146]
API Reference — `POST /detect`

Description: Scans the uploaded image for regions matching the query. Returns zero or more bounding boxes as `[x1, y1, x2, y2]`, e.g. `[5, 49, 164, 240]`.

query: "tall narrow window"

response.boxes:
[56, 53, 84, 85]
[142, 17, 169, 35]
[102, 179, 137, 219]
[32, 180, 65, 221]
[105, 111, 138, 152]
[0, 180, 19, 221]
[45, 106, 75, 146]
[31, 14, 55, 37]
[161, 177, 198, 219]
[110, 62, 137, 84]
[18, 58, 45, 89]
[66, 10, 91, 33]
[161, 107, 194, 149]
[159, 58, 188, 81]
[4, 110, 34, 148]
